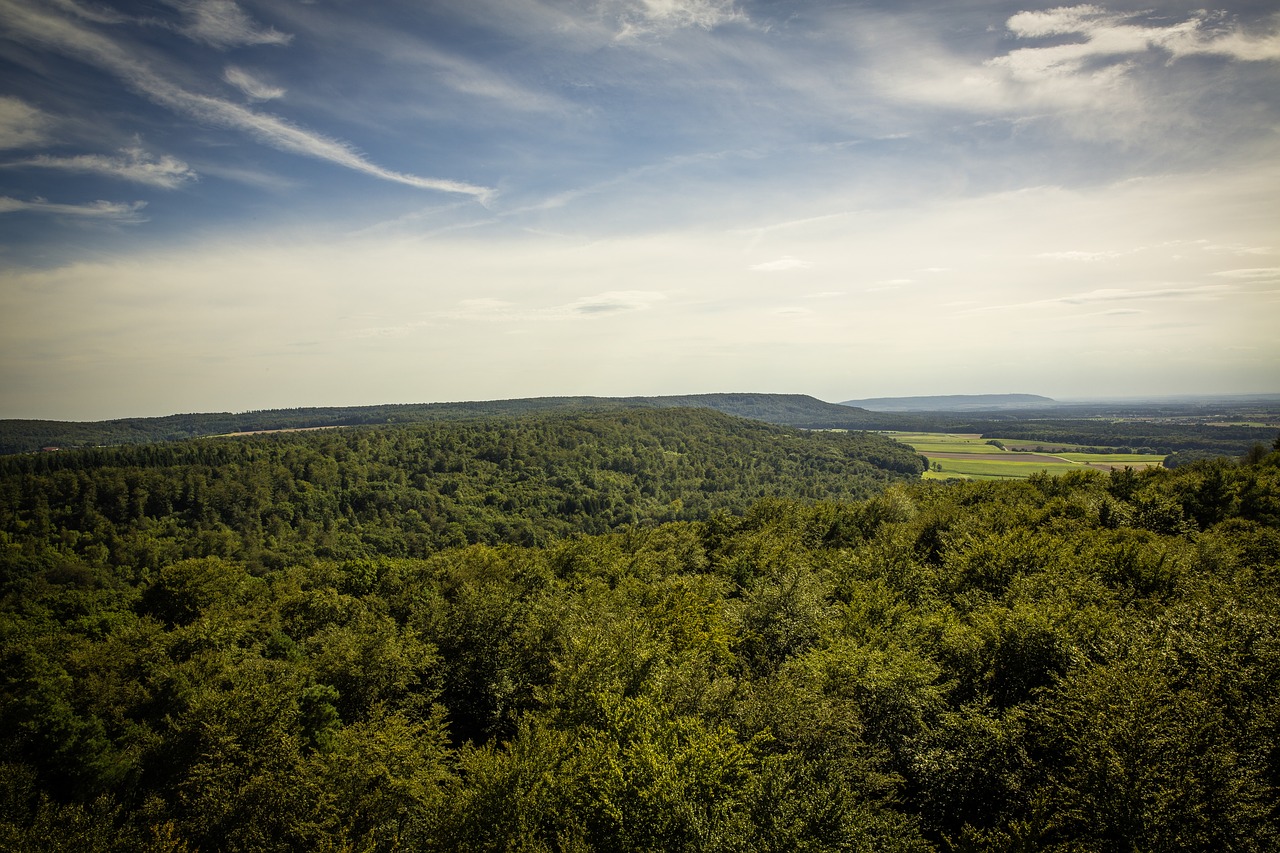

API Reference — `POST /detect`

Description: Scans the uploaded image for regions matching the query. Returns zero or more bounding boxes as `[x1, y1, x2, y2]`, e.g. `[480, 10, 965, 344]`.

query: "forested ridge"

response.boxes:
[0, 409, 923, 570]
[0, 394, 897, 456]
[6, 392, 1274, 458]
[2, 410, 1279, 852]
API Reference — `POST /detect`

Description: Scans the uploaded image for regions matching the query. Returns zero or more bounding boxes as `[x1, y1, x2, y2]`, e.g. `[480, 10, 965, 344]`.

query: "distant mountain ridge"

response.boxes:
[840, 393, 1056, 412]
[0, 393, 896, 455]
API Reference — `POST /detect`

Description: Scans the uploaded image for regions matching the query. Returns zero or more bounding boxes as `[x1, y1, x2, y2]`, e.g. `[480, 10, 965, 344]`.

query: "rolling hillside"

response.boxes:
[0, 394, 895, 455]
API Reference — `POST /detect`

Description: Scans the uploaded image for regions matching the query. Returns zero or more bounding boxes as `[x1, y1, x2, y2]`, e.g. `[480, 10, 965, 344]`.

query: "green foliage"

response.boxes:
[0, 409, 923, 571]
[1, 418, 1278, 850]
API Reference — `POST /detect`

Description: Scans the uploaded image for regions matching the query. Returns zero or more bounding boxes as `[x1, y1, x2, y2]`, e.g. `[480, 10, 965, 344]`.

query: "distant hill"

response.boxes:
[0, 393, 896, 455]
[0, 407, 927, 559]
[839, 393, 1056, 412]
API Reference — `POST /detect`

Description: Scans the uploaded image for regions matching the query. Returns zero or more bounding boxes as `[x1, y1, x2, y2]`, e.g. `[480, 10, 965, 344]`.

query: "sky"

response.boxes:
[1, 0, 1278, 421]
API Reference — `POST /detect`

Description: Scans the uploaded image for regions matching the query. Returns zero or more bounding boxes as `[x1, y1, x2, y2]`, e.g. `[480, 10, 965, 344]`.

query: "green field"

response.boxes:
[885, 432, 1167, 480]
[921, 457, 1081, 480]
[1057, 452, 1165, 467]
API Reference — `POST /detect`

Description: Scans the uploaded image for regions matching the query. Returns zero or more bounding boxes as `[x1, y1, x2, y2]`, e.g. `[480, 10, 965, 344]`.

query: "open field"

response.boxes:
[887, 431, 1168, 480]
[921, 457, 1082, 480]
[883, 433, 997, 453]
[1057, 452, 1166, 468]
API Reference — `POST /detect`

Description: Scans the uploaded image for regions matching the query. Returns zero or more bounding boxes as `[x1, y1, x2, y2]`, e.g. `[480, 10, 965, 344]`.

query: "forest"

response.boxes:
[2, 408, 1279, 851]
[4, 392, 1276, 458]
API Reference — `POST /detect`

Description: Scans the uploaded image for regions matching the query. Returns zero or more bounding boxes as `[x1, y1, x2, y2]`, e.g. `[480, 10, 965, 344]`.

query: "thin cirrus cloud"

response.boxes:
[1036, 250, 1125, 262]
[0, 195, 146, 220]
[750, 256, 811, 272]
[0, 96, 52, 149]
[0, 0, 493, 200]
[565, 290, 666, 315]
[1054, 284, 1236, 305]
[164, 0, 292, 49]
[612, 0, 745, 38]
[349, 290, 667, 339]
[1212, 268, 1280, 279]
[223, 66, 285, 102]
[450, 290, 666, 321]
[4, 146, 197, 188]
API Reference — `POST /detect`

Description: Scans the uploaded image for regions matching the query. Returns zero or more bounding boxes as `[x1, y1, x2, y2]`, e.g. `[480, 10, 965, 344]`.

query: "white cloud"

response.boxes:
[989, 5, 1280, 87]
[750, 256, 811, 272]
[866, 278, 913, 292]
[1037, 250, 1123, 262]
[0, 96, 53, 149]
[194, 162, 298, 191]
[1199, 243, 1274, 256]
[347, 290, 666, 339]
[884, 5, 1280, 137]
[46, 0, 127, 25]
[1054, 284, 1235, 305]
[1213, 268, 1280, 280]
[0, 195, 146, 220]
[1003, 5, 1280, 65]
[0, 0, 494, 200]
[167, 0, 292, 49]
[5, 146, 197, 188]
[223, 66, 285, 101]
[611, 0, 744, 38]
[563, 290, 665, 315]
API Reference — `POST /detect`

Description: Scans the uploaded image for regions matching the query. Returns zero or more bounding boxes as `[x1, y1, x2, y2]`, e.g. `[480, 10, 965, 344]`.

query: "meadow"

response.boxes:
[884, 432, 1167, 480]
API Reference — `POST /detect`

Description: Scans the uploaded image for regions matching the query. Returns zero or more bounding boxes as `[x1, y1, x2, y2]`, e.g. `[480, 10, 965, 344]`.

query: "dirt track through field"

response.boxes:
[924, 451, 1070, 463]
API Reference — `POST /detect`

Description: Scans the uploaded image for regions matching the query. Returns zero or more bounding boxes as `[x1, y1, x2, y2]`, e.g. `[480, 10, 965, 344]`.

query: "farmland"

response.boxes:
[884, 431, 1167, 480]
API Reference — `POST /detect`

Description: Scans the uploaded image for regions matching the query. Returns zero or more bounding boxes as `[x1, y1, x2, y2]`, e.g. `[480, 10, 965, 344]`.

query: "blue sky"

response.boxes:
[1, 0, 1277, 420]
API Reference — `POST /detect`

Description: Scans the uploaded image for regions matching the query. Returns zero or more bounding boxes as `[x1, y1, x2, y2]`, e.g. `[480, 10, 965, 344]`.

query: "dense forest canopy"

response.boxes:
[0, 409, 924, 571]
[2, 407, 1279, 851]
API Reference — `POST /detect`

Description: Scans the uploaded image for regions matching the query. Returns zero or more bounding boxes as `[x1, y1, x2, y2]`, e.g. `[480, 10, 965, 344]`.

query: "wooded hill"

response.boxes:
[5, 391, 1275, 458]
[2, 406, 1279, 851]
[840, 393, 1056, 411]
[0, 408, 926, 571]
[0, 394, 897, 455]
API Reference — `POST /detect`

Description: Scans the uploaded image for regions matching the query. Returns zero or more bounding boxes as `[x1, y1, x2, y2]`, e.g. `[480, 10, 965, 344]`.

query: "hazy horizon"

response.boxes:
[3, 1, 1278, 421]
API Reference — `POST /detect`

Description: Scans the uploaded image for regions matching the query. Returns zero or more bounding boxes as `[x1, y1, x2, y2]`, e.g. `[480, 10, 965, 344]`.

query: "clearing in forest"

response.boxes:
[883, 431, 1166, 480]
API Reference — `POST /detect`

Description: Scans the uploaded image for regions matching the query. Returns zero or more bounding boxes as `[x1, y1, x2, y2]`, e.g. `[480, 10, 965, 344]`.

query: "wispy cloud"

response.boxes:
[1199, 243, 1275, 256]
[750, 256, 811, 272]
[223, 66, 285, 101]
[349, 289, 667, 339]
[46, 0, 127, 26]
[612, 0, 745, 39]
[1055, 284, 1235, 305]
[4, 145, 197, 188]
[966, 282, 1240, 315]
[1213, 268, 1280, 280]
[866, 278, 913, 292]
[564, 290, 665, 315]
[0, 96, 53, 149]
[0, 195, 146, 220]
[0, 0, 493, 199]
[885, 5, 1280, 136]
[1003, 6, 1280, 69]
[194, 162, 298, 192]
[165, 0, 291, 49]
[1037, 250, 1124, 262]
